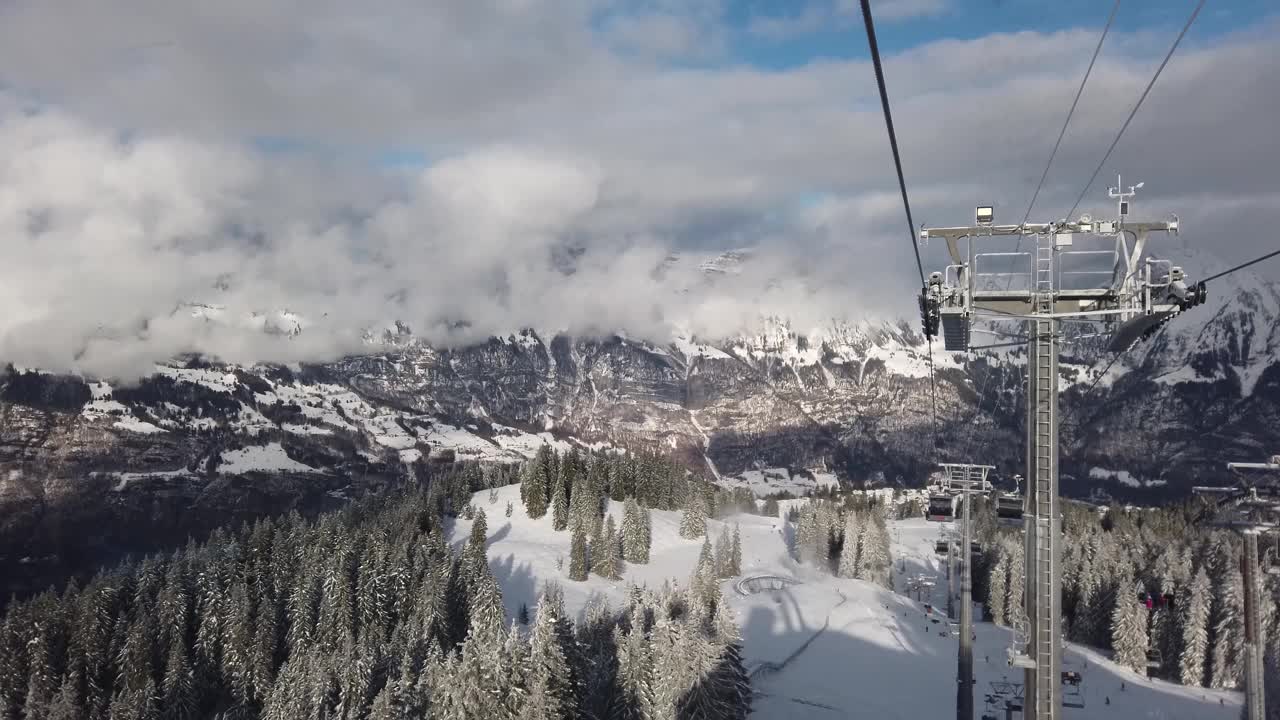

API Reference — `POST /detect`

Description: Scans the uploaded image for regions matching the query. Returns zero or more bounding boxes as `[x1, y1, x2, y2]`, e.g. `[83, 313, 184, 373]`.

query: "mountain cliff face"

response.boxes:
[1, 250, 1277, 599]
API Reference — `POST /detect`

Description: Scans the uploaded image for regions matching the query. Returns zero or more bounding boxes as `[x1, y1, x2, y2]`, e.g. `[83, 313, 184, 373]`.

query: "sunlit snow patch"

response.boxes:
[219, 443, 322, 474]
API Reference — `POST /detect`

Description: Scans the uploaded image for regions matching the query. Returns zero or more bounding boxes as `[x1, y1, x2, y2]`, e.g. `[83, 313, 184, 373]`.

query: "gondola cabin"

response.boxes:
[996, 495, 1023, 525]
[935, 540, 950, 555]
[927, 495, 954, 521]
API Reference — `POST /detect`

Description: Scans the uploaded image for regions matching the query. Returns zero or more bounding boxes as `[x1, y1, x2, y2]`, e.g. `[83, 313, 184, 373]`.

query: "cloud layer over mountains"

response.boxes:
[0, 1, 1276, 379]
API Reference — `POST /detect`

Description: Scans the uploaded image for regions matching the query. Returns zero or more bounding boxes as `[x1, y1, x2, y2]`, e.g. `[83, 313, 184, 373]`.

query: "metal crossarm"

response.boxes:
[921, 187, 1185, 720]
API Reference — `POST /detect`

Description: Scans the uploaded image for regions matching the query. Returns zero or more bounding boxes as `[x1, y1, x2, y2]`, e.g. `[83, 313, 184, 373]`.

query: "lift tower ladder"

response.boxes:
[1026, 229, 1062, 717]
[920, 190, 1189, 720]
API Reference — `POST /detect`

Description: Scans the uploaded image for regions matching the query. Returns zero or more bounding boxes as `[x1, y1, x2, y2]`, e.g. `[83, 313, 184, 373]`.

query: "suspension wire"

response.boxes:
[1019, 0, 1121, 231]
[1203, 247, 1280, 283]
[1059, 245, 1280, 425]
[858, 0, 940, 453]
[1065, 0, 1206, 221]
[859, 0, 925, 286]
[956, 2, 1121, 468]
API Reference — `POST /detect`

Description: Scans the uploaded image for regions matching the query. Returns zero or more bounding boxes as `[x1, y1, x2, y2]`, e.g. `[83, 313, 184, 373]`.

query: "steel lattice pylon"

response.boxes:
[920, 191, 1184, 720]
[1021, 233, 1062, 718]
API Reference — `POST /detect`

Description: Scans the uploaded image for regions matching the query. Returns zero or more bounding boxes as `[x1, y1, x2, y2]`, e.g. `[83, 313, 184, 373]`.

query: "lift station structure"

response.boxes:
[919, 186, 1206, 720]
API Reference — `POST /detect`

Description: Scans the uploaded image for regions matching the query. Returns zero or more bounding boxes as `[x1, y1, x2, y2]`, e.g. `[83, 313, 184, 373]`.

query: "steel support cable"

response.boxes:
[1019, 0, 1121, 231]
[1061, 246, 1280, 431]
[1065, 0, 1207, 221]
[959, 1, 1120, 466]
[988, 0, 1202, 461]
[1203, 247, 1280, 283]
[858, 0, 940, 453]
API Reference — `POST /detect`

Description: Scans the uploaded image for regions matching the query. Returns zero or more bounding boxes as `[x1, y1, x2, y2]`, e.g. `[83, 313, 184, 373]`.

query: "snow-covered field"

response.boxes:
[451, 487, 1242, 719]
[716, 467, 840, 497]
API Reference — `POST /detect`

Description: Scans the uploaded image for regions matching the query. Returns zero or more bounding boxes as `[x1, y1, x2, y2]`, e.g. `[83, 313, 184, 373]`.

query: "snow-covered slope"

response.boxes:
[447, 484, 1241, 719]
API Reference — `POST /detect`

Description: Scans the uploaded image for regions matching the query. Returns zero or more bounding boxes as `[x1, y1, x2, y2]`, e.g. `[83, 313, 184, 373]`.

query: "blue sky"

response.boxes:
[690, 0, 1276, 70]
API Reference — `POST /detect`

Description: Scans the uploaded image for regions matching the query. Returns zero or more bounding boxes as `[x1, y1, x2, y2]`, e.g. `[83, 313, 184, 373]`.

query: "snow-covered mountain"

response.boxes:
[2, 249, 1277, 516]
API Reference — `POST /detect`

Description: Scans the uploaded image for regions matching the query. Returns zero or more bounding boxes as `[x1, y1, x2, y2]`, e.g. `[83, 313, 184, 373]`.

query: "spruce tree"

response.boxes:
[714, 528, 732, 579]
[569, 525, 589, 582]
[729, 524, 742, 577]
[988, 551, 1009, 626]
[837, 513, 860, 579]
[551, 474, 569, 532]
[605, 515, 624, 581]
[622, 499, 647, 564]
[794, 506, 816, 563]
[679, 494, 706, 540]
[592, 515, 618, 579]
[1110, 572, 1148, 674]
[642, 507, 652, 559]
[1180, 568, 1212, 687]
[612, 609, 654, 720]
[1210, 568, 1244, 689]
[470, 508, 489, 549]
[524, 447, 551, 520]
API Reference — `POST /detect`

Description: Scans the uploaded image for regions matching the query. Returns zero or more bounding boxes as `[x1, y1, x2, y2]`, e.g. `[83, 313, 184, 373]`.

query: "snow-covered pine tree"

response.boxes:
[729, 524, 742, 577]
[606, 516, 624, 581]
[679, 494, 706, 540]
[710, 597, 752, 720]
[551, 474, 569, 532]
[1110, 572, 1148, 674]
[837, 513, 860, 579]
[1005, 541, 1025, 629]
[1180, 567, 1212, 687]
[611, 607, 654, 720]
[592, 515, 618, 579]
[690, 540, 717, 620]
[813, 502, 835, 570]
[524, 446, 553, 519]
[569, 525, 590, 582]
[641, 506, 652, 559]
[1210, 567, 1244, 689]
[470, 507, 489, 550]
[856, 517, 890, 587]
[468, 563, 507, 644]
[622, 498, 648, 564]
[714, 528, 732, 579]
[988, 549, 1009, 626]
[794, 505, 817, 564]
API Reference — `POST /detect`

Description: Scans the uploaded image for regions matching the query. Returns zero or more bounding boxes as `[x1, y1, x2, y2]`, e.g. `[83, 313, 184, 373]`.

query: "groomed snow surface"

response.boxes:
[450, 486, 1239, 717]
[453, 486, 1241, 719]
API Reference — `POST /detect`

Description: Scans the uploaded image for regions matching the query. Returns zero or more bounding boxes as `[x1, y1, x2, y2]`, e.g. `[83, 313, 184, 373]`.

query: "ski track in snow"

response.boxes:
[453, 488, 1243, 720]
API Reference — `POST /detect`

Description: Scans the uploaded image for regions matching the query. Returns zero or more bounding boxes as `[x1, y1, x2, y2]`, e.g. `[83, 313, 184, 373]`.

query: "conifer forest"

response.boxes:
[0, 449, 758, 720]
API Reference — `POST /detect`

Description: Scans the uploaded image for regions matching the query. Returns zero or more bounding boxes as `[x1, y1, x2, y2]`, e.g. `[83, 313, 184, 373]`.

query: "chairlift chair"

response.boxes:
[1145, 649, 1162, 670]
[935, 539, 951, 555]
[1062, 671, 1085, 709]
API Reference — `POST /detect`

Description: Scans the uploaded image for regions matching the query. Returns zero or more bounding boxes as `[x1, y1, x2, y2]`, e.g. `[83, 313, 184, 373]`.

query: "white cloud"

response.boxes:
[0, 2, 1274, 378]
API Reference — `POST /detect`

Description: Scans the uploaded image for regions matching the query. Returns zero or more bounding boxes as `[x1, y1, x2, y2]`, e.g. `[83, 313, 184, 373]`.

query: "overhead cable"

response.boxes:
[858, 0, 940, 452]
[1065, 0, 1207, 221]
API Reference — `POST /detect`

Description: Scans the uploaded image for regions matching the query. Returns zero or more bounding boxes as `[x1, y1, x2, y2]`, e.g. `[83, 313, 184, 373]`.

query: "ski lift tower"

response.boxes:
[938, 463, 994, 720]
[1193, 454, 1280, 720]
[919, 188, 1198, 720]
